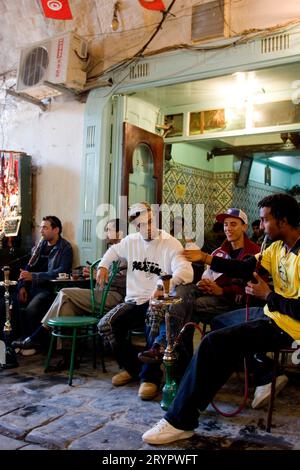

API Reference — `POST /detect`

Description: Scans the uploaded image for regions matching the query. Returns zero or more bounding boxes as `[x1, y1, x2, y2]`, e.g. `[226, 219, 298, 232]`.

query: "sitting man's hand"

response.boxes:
[197, 279, 223, 296]
[96, 267, 109, 288]
[18, 286, 28, 304]
[245, 272, 272, 300]
[18, 269, 33, 282]
[183, 250, 212, 265]
[82, 266, 91, 278]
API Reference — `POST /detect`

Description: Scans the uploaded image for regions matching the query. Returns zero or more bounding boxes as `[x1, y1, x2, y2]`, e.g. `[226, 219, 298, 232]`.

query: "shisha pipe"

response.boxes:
[0, 266, 18, 369]
[152, 274, 182, 410]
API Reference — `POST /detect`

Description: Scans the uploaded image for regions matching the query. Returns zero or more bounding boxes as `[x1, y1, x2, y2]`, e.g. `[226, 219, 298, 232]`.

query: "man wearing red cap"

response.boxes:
[193, 207, 260, 325]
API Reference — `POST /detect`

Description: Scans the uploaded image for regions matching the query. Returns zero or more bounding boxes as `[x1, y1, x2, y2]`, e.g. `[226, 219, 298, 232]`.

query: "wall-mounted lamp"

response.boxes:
[264, 163, 271, 186]
[111, 1, 120, 31]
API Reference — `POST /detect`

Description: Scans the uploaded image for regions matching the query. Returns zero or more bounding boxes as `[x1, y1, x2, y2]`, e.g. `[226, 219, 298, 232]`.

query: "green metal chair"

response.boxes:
[44, 259, 119, 385]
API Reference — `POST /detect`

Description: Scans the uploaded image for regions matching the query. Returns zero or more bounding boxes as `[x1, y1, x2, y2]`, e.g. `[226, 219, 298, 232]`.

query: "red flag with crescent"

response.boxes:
[40, 0, 73, 20]
[138, 0, 166, 11]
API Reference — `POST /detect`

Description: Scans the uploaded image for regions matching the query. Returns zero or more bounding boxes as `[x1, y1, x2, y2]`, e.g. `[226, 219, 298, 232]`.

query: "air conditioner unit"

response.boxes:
[16, 32, 88, 100]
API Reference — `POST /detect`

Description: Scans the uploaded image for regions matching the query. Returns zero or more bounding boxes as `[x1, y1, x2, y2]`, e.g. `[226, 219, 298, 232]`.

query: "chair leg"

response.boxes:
[98, 336, 107, 373]
[266, 350, 280, 432]
[68, 328, 77, 386]
[44, 332, 56, 373]
[92, 331, 97, 369]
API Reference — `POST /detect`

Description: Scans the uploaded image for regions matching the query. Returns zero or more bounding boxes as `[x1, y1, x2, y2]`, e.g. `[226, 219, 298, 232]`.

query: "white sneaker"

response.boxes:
[251, 374, 288, 409]
[142, 418, 194, 445]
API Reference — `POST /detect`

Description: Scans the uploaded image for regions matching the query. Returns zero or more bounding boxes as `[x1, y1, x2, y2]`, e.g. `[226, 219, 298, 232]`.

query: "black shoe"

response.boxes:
[11, 337, 40, 350]
[138, 344, 164, 364]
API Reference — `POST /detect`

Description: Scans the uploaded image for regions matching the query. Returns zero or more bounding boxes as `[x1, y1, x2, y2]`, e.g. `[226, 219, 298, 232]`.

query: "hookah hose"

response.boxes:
[175, 321, 249, 417]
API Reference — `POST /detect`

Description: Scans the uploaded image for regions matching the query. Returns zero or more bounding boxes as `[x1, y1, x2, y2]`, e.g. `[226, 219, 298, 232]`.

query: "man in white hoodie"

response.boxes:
[97, 202, 194, 400]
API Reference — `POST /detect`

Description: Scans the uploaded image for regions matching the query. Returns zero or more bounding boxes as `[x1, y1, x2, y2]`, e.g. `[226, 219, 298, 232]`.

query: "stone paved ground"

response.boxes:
[1, 350, 300, 464]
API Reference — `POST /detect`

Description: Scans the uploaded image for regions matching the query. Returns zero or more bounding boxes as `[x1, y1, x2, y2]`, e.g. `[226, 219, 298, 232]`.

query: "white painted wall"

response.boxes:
[2, 96, 84, 265]
[172, 142, 234, 172]
[232, 0, 300, 32]
[2, 0, 300, 77]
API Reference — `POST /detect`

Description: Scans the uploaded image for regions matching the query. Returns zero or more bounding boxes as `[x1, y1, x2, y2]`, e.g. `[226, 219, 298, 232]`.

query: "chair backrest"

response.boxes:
[89, 259, 120, 318]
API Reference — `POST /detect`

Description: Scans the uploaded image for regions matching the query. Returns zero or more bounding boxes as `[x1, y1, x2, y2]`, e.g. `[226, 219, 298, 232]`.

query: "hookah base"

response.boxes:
[1, 347, 19, 369]
[160, 381, 178, 411]
[1, 361, 19, 369]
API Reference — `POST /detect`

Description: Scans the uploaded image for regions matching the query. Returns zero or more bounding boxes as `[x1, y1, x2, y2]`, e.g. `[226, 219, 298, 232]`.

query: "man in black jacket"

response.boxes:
[11, 216, 72, 351]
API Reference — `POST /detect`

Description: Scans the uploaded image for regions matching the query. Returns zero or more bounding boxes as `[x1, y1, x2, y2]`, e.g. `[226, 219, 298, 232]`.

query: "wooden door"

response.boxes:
[122, 122, 164, 206]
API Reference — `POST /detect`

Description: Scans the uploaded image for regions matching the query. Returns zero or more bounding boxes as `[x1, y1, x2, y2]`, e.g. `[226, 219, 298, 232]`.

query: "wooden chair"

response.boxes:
[266, 342, 300, 432]
[44, 259, 119, 385]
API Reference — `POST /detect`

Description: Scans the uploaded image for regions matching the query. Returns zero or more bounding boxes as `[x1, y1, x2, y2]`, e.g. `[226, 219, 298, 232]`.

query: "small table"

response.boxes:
[50, 278, 91, 293]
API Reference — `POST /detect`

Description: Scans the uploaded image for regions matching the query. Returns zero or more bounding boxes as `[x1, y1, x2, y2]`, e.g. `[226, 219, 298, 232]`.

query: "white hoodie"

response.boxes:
[99, 230, 193, 304]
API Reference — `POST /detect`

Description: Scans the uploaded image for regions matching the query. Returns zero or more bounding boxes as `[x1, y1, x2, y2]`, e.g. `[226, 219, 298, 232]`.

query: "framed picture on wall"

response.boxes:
[4, 216, 22, 236]
[164, 114, 184, 137]
[189, 109, 225, 135]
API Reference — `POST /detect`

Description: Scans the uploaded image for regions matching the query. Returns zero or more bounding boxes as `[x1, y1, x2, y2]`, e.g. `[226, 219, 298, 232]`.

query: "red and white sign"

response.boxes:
[40, 0, 73, 20]
[138, 0, 166, 11]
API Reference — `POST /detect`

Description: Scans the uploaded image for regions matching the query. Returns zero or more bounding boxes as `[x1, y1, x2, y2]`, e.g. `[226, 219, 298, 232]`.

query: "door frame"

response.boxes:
[79, 28, 300, 261]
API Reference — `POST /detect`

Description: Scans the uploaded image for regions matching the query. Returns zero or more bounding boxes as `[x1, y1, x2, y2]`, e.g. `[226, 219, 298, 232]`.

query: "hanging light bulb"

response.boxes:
[111, 2, 120, 31]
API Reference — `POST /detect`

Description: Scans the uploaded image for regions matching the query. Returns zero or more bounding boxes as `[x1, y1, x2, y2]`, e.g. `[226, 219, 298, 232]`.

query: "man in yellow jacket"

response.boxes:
[143, 193, 300, 445]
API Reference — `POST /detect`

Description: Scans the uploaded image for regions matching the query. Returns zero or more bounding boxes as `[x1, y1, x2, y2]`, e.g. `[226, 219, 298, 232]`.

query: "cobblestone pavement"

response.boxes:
[1, 351, 300, 460]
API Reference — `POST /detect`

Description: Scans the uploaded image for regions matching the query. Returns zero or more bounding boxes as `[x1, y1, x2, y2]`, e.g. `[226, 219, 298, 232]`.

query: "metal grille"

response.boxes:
[261, 34, 290, 54]
[192, 1, 224, 41]
[86, 125, 96, 148]
[82, 219, 92, 243]
[21, 47, 49, 86]
[129, 63, 149, 80]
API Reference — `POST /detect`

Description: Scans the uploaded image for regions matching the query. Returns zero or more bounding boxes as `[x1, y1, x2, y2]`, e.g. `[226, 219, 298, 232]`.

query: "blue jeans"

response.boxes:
[211, 307, 280, 385]
[211, 306, 265, 329]
[165, 317, 293, 430]
[193, 294, 241, 324]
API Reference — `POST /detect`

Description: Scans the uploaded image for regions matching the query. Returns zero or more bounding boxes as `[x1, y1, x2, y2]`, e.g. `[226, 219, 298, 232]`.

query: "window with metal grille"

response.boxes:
[192, 1, 225, 42]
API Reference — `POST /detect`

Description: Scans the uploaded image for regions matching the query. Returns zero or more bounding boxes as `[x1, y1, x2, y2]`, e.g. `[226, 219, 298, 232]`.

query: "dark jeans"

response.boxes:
[107, 302, 148, 378]
[211, 306, 265, 329]
[165, 318, 293, 430]
[19, 288, 55, 336]
[211, 307, 281, 385]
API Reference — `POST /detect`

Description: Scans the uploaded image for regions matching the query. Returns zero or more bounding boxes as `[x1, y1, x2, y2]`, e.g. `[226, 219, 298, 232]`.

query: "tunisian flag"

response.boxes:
[40, 0, 73, 20]
[138, 0, 166, 11]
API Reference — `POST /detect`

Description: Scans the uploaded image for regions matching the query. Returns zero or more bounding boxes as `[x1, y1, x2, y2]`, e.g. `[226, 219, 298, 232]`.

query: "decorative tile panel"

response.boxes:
[163, 162, 285, 239]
